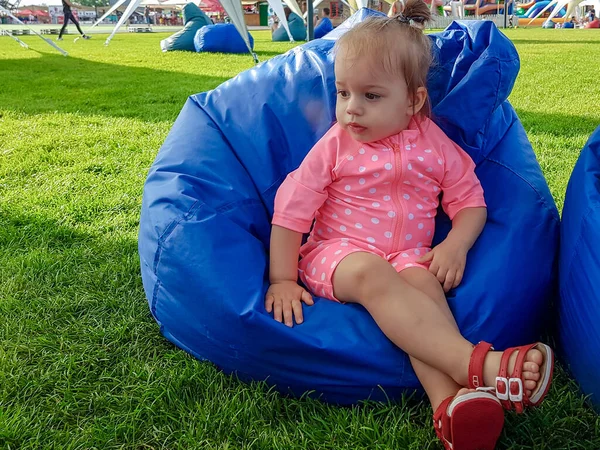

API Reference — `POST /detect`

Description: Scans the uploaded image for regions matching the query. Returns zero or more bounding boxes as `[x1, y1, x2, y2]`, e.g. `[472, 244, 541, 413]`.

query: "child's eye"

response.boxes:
[337, 90, 349, 98]
[365, 93, 380, 100]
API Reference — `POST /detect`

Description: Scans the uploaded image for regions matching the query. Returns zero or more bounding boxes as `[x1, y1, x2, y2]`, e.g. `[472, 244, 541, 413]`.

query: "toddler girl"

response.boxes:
[266, 2, 554, 448]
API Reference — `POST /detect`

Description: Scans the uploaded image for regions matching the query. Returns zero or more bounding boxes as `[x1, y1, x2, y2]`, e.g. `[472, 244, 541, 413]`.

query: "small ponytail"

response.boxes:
[393, 0, 431, 30]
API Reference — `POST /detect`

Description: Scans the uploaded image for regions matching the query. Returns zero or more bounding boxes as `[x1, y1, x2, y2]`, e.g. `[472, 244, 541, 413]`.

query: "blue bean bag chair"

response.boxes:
[562, 21, 575, 28]
[160, 3, 212, 52]
[559, 126, 600, 412]
[194, 23, 254, 54]
[139, 8, 559, 405]
[314, 16, 333, 38]
[273, 12, 306, 41]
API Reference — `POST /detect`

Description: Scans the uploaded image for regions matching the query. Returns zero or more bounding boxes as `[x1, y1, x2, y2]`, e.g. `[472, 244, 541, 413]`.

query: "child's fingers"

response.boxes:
[417, 250, 434, 264]
[452, 270, 463, 288]
[273, 298, 283, 323]
[292, 299, 304, 325]
[282, 298, 294, 327]
[443, 270, 455, 292]
[435, 266, 448, 284]
[301, 290, 314, 305]
[265, 293, 274, 312]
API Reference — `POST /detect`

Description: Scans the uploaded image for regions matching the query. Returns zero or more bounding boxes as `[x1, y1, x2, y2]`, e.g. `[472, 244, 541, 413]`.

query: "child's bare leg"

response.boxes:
[400, 268, 464, 409]
[332, 252, 474, 384]
[332, 252, 543, 395]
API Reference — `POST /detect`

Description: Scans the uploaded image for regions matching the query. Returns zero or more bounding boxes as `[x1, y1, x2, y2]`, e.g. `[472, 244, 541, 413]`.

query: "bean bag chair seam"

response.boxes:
[485, 156, 561, 223]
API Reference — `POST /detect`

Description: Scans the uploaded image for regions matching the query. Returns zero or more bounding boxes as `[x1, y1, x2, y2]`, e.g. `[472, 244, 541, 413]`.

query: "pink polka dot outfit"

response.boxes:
[273, 117, 486, 301]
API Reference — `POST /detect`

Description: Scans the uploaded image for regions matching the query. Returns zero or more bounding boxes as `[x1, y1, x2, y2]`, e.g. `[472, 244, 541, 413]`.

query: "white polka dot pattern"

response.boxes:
[299, 136, 450, 267]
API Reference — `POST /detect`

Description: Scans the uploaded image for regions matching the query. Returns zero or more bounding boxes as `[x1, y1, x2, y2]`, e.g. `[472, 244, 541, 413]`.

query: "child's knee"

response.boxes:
[333, 253, 397, 300]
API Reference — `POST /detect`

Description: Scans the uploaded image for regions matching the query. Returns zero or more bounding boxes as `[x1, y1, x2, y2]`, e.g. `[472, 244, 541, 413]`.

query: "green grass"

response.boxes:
[1, 28, 600, 449]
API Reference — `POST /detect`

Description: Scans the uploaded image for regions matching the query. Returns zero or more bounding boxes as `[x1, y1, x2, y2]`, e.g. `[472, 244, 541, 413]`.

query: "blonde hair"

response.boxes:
[335, 0, 433, 116]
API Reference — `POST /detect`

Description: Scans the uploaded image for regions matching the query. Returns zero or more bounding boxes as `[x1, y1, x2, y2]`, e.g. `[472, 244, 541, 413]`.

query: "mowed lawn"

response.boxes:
[1, 28, 599, 449]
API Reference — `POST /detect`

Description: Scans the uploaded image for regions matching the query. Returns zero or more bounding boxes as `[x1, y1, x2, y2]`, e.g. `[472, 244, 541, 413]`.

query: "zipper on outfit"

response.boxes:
[390, 138, 404, 252]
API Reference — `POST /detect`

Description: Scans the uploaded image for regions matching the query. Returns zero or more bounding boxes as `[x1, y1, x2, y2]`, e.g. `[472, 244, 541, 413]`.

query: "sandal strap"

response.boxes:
[433, 396, 454, 447]
[495, 344, 536, 413]
[468, 341, 493, 389]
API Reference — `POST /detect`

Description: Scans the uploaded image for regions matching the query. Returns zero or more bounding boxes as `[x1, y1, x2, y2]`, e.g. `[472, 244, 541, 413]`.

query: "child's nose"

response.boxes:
[346, 98, 363, 116]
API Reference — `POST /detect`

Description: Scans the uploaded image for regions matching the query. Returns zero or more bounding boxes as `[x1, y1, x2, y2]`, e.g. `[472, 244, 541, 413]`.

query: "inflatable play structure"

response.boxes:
[194, 23, 254, 54]
[443, 0, 514, 16]
[139, 9, 559, 404]
[522, 0, 600, 25]
[160, 3, 212, 52]
[516, 0, 566, 19]
[559, 126, 600, 412]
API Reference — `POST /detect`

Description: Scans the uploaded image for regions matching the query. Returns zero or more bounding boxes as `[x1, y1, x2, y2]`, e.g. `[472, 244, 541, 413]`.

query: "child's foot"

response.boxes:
[469, 341, 554, 413]
[483, 347, 543, 398]
[83, 35, 91, 39]
[56, 37, 63, 41]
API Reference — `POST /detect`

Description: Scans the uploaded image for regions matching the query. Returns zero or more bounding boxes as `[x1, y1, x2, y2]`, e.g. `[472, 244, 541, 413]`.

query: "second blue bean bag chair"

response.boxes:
[139, 9, 560, 405]
[194, 23, 254, 54]
[160, 3, 212, 52]
[314, 16, 333, 38]
[559, 125, 600, 412]
[273, 12, 306, 41]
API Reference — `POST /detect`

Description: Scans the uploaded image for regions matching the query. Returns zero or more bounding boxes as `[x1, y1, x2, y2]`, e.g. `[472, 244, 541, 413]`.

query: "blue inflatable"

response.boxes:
[139, 9, 559, 405]
[194, 23, 254, 54]
[273, 12, 306, 41]
[559, 126, 600, 412]
[160, 3, 212, 52]
[314, 16, 333, 38]
[562, 21, 574, 28]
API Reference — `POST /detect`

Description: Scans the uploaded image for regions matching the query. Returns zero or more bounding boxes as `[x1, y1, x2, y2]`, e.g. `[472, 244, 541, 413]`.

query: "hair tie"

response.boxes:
[396, 13, 410, 24]
[396, 13, 426, 28]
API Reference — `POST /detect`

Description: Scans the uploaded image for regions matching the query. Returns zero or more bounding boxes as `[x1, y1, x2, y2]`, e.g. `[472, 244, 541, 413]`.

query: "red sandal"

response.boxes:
[468, 341, 554, 413]
[433, 391, 504, 450]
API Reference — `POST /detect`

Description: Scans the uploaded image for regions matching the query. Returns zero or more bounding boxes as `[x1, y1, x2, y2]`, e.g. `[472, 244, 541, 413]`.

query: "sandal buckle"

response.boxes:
[495, 376, 509, 400]
[508, 377, 523, 402]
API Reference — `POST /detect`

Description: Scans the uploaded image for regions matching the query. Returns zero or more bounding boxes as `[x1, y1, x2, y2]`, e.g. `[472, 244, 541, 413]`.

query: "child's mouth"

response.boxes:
[348, 123, 367, 134]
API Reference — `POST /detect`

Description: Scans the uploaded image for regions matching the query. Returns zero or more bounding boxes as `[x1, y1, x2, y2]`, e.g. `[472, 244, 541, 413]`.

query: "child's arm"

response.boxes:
[419, 207, 486, 292]
[445, 207, 487, 252]
[265, 225, 314, 327]
[266, 125, 343, 326]
[418, 139, 487, 292]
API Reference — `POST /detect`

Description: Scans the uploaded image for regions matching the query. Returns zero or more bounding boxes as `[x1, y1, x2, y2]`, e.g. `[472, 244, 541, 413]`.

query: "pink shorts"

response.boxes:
[298, 238, 431, 302]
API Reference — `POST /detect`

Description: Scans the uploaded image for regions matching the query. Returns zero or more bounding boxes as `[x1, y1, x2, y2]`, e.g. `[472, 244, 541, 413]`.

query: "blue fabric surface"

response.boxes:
[314, 16, 333, 38]
[139, 9, 560, 404]
[559, 126, 600, 412]
[194, 23, 254, 54]
[160, 3, 212, 52]
[273, 12, 306, 41]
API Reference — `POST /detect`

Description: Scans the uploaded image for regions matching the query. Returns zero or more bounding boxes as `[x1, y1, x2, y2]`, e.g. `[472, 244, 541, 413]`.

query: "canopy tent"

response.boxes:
[198, 0, 225, 12]
[86, 0, 321, 58]
[0, 4, 67, 55]
[267, 0, 294, 40]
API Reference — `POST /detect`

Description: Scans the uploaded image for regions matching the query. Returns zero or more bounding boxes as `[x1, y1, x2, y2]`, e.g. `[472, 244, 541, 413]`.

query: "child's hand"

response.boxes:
[265, 281, 314, 327]
[417, 238, 469, 292]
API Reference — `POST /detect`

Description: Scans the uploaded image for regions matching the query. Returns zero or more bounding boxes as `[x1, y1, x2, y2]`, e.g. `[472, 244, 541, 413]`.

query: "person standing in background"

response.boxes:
[57, 0, 90, 40]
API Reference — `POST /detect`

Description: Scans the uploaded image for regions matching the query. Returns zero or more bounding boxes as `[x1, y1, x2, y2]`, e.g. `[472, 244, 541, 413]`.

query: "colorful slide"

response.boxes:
[522, 0, 566, 16]
[444, 0, 514, 16]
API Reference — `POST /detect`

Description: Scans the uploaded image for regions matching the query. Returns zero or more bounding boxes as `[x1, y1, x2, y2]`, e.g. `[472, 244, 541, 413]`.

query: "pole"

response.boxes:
[307, 0, 314, 40]
[504, 0, 508, 28]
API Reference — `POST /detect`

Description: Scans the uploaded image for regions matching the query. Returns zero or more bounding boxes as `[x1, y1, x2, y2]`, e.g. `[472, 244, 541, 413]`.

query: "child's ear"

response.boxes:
[408, 87, 428, 116]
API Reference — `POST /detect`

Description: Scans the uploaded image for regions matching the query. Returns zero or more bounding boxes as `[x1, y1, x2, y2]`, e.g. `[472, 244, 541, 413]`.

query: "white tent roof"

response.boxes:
[11, 0, 62, 6]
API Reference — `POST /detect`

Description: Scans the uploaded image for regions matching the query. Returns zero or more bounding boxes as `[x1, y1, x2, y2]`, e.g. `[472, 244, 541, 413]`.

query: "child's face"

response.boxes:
[334, 48, 424, 143]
